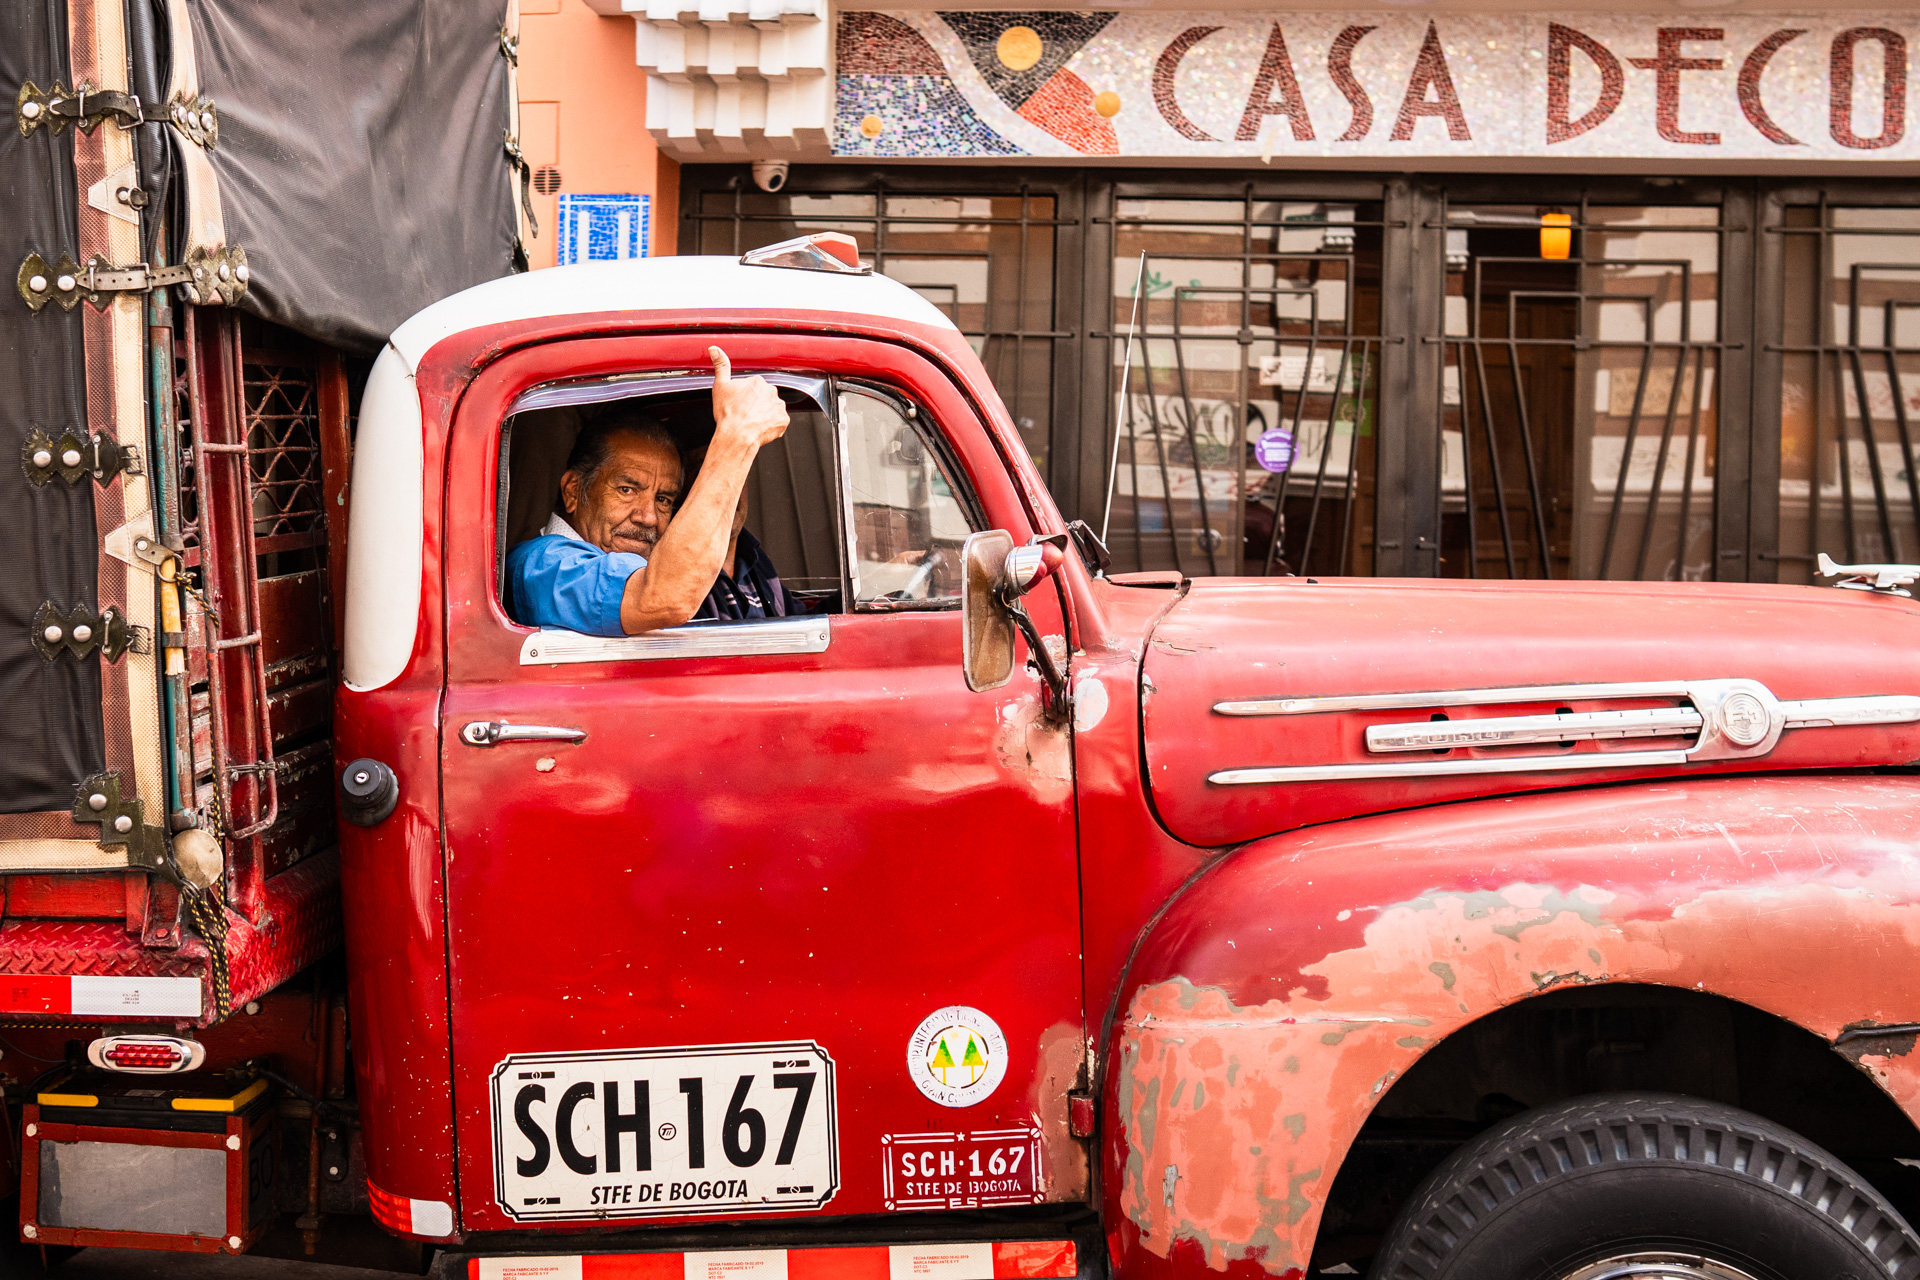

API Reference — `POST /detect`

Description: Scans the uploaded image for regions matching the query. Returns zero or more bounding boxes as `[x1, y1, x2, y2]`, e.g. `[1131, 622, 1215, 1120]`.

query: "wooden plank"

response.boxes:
[262, 741, 337, 876]
[267, 678, 332, 746]
[257, 570, 328, 672]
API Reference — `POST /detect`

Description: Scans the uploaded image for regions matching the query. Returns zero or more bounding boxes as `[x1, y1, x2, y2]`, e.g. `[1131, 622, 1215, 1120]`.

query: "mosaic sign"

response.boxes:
[834, 12, 1917, 160]
[557, 193, 650, 265]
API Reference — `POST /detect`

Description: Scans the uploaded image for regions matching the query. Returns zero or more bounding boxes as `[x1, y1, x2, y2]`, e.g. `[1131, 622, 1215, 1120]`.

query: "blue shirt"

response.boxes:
[506, 516, 646, 636]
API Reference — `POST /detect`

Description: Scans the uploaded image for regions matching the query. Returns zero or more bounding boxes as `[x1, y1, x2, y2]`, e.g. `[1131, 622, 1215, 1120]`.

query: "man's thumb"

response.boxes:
[709, 345, 731, 383]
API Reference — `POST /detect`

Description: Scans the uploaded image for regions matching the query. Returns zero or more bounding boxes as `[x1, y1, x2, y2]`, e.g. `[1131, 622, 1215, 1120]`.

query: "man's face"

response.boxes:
[562, 431, 683, 558]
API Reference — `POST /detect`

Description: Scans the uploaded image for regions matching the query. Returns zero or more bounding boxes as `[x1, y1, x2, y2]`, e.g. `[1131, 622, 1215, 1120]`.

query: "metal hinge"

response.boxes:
[18, 245, 249, 311]
[164, 91, 218, 147]
[15, 80, 218, 148]
[32, 602, 146, 662]
[71, 771, 166, 870]
[16, 80, 143, 136]
[22, 427, 141, 486]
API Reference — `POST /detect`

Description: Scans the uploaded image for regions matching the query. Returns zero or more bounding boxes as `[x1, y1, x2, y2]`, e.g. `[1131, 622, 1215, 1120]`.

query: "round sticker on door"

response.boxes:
[907, 1006, 1008, 1108]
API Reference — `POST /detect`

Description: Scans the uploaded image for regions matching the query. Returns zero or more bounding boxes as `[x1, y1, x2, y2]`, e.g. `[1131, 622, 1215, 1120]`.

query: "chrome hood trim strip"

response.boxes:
[1209, 682, 1920, 786]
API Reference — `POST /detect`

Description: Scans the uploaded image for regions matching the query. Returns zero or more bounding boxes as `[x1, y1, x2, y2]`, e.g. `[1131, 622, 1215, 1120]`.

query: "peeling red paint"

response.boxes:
[1110, 774, 1920, 1274]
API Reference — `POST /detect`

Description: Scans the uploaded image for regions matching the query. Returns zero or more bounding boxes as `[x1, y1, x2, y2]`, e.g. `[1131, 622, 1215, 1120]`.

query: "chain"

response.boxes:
[180, 875, 231, 1022]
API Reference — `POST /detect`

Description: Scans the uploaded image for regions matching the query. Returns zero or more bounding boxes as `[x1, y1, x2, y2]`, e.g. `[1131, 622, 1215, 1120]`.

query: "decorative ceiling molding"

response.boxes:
[585, 0, 832, 158]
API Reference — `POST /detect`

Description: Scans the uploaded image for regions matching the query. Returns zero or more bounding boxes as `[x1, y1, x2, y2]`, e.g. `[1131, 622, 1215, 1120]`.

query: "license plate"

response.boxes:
[490, 1041, 837, 1223]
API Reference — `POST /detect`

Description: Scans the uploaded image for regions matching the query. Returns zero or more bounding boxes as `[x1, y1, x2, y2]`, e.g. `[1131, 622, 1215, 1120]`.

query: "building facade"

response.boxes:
[532, 3, 1920, 583]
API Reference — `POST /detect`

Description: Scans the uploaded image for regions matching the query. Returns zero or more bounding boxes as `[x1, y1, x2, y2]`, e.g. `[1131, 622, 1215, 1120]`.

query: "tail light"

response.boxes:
[87, 1033, 205, 1074]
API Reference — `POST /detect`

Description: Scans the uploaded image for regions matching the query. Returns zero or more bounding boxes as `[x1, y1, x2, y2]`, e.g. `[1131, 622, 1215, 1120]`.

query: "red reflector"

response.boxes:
[814, 233, 860, 268]
[368, 1179, 455, 1238]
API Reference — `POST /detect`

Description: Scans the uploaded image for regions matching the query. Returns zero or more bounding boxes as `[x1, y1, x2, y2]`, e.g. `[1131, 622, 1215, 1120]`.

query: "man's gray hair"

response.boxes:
[563, 410, 681, 491]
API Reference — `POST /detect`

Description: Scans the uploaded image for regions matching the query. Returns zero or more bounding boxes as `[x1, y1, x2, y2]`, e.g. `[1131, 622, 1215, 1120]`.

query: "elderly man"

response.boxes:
[507, 347, 789, 635]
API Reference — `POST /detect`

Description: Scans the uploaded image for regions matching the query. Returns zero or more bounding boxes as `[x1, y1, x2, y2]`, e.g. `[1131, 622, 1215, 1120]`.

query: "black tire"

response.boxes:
[1369, 1092, 1920, 1280]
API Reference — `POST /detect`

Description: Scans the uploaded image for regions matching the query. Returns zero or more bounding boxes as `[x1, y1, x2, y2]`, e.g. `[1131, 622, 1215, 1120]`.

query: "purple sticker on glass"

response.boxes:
[1255, 426, 1295, 474]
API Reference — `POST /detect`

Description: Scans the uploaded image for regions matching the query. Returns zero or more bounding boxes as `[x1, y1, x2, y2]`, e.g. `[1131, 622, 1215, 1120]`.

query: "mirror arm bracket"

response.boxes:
[1000, 591, 1069, 721]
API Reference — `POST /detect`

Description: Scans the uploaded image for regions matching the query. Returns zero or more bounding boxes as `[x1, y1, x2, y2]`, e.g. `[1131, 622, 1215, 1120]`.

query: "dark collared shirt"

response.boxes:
[694, 529, 788, 621]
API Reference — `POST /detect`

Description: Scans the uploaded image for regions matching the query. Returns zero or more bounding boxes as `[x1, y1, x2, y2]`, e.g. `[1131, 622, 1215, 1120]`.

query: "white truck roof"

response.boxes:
[388, 254, 959, 373]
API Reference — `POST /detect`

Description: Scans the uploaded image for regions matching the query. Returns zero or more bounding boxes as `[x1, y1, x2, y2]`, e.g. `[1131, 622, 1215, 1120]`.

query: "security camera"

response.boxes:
[751, 161, 790, 194]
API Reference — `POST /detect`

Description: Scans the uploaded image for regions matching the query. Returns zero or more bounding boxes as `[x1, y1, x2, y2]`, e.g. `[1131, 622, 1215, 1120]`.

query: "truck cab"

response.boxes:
[334, 236, 1920, 1280]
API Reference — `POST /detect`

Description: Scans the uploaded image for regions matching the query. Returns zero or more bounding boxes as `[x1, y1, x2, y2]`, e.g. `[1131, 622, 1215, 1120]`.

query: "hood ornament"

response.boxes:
[1818, 553, 1920, 596]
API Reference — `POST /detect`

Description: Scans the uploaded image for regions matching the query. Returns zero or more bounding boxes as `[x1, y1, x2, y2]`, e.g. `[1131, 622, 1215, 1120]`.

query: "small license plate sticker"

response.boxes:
[880, 1127, 1044, 1211]
[490, 1041, 837, 1223]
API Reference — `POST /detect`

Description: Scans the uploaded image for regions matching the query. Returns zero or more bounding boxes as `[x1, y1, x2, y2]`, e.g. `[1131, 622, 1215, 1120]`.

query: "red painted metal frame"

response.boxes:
[18, 1104, 272, 1254]
[183, 308, 279, 900]
[0, 847, 340, 1027]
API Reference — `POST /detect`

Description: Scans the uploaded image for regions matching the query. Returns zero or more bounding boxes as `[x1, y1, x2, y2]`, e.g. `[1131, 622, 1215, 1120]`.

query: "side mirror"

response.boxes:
[961, 530, 1069, 700]
[962, 530, 1016, 691]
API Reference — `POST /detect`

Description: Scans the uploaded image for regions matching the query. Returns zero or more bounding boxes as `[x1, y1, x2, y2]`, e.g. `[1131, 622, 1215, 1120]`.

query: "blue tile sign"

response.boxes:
[557, 193, 649, 265]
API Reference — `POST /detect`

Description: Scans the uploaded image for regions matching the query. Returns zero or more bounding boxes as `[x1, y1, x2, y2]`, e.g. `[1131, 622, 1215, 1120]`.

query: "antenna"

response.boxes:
[1100, 251, 1149, 549]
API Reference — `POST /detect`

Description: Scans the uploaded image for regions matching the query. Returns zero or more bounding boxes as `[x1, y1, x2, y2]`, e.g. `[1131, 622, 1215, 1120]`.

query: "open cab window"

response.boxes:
[495, 370, 981, 642]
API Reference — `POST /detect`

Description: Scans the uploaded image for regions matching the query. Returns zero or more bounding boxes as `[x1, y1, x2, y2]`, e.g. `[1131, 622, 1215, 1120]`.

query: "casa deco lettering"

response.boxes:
[832, 11, 1917, 161]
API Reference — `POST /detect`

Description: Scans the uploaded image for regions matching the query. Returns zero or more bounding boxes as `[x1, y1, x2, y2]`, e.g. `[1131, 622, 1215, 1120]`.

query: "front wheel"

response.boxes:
[1369, 1092, 1920, 1280]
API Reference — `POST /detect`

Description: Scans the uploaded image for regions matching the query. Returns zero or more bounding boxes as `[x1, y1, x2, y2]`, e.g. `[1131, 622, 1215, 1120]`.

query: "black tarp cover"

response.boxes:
[0, 0, 517, 820]
[189, 0, 519, 354]
[0, 0, 109, 814]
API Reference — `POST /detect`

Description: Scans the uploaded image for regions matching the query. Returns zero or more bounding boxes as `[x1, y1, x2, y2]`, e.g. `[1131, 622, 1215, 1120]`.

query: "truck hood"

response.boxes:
[1140, 576, 1920, 848]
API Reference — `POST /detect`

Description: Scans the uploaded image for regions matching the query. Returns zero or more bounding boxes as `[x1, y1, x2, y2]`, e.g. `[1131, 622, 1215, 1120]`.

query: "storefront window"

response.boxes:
[1438, 203, 1723, 581]
[695, 187, 1057, 479]
[1108, 197, 1382, 577]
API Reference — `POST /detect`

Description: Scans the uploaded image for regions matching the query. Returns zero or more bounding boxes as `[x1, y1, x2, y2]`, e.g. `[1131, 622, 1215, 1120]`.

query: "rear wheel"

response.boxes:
[1368, 1092, 1920, 1280]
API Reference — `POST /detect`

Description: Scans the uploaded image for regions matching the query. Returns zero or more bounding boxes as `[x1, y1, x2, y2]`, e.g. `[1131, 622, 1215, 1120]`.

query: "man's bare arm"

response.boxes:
[618, 347, 789, 633]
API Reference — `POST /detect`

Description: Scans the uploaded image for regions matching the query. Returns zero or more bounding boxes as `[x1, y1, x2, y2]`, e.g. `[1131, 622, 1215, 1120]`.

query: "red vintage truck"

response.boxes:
[13, 223, 1920, 1280]
[8, 10, 1920, 1280]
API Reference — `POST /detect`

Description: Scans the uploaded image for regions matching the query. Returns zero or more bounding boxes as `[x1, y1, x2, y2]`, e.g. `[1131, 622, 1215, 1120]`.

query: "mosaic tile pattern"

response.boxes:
[834, 73, 1024, 156]
[1016, 66, 1118, 154]
[831, 12, 1920, 161]
[557, 194, 649, 265]
[1547, 22, 1626, 144]
[938, 11, 1115, 110]
[1830, 27, 1906, 149]
[839, 11, 945, 75]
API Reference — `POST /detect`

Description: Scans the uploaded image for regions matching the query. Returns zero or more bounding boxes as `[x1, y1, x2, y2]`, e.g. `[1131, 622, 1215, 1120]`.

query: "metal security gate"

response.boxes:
[1095, 188, 1391, 577]
[1430, 184, 1745, 582]
[684, 176, 1081, 481]
[684, 167, 1917, 585]
[1760, 189, 1920, 583]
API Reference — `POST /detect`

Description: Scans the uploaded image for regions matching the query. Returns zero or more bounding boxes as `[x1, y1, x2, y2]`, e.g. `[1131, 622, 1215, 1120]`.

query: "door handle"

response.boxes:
[460, 720, 587, 748]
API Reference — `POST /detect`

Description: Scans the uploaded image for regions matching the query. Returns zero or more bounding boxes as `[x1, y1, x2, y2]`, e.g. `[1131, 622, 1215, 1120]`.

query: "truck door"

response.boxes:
[437, 333, 1084, 1234]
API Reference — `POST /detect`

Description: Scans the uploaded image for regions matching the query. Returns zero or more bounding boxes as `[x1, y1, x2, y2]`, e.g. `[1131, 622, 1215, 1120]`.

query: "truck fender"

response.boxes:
[1104, 774, 1920, 1280]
